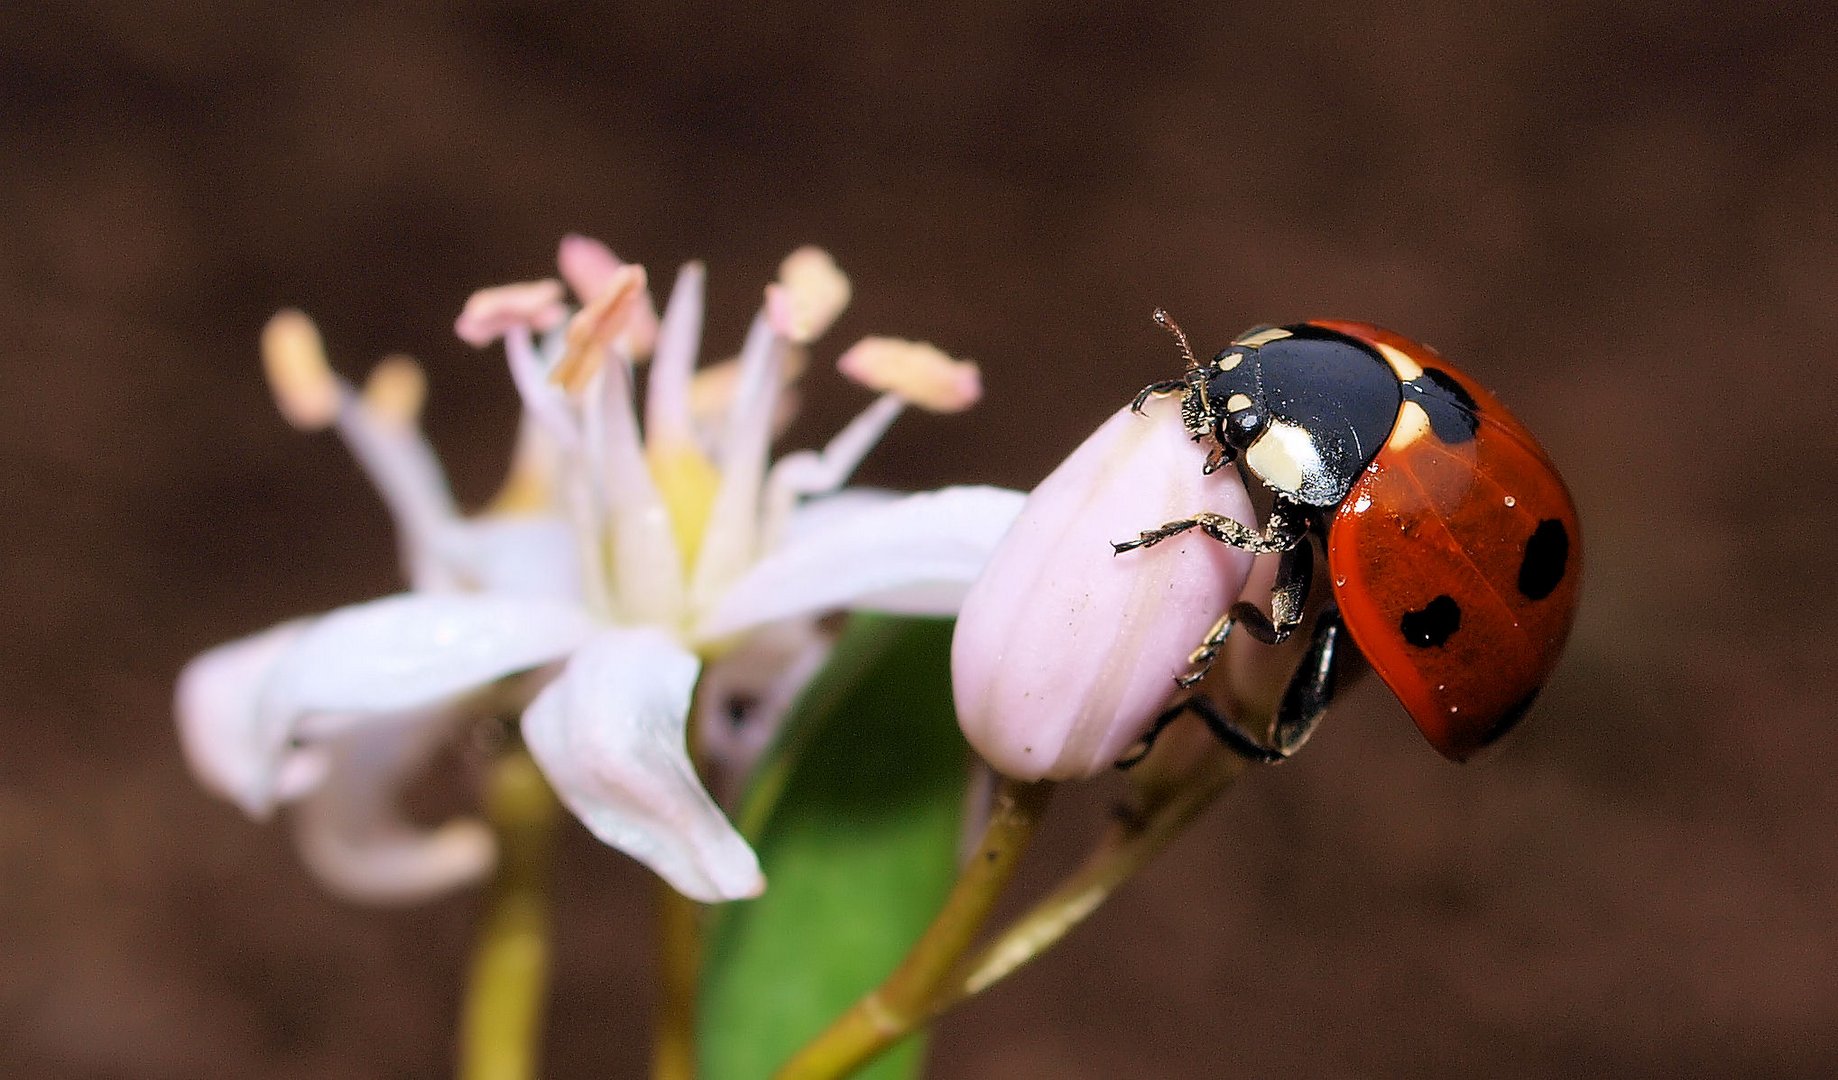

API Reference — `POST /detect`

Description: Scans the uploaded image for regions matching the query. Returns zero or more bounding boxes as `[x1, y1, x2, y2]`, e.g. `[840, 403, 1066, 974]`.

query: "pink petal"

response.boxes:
[951, 397, 1256, 780]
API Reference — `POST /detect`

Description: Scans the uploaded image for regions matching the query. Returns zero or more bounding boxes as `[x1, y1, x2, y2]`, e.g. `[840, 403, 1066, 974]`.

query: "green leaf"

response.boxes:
[700, 615, 968, 1080]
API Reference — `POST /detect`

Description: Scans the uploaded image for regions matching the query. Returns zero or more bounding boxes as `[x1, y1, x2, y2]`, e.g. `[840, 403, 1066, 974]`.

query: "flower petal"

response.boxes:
[694, 618, 834, 800]
[176, 620, 326, 813]
[689, 314, 783, 608]
[431, 515, 585, 603]
[644, 261, 707, 448]
[696, 485, 1026, 640]
[292, 714, 495, 905]
[522, 628, 763, 903]
[244, 593, 597, 812]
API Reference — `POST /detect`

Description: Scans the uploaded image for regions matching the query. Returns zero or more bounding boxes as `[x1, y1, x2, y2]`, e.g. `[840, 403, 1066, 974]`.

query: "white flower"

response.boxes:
[177, 239, 1024, 904]
[178, 312, 582, 905]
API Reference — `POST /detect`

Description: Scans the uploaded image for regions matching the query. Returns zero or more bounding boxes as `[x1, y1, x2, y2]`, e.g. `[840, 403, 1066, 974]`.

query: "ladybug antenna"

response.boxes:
[1152, 308, 1200, 370]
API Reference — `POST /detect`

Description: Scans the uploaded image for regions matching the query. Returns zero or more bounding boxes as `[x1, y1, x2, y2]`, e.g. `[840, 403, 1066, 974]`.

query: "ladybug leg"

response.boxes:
[1173, 612, 1236, 690]
[1130, 378, 1189, 414]
[1118, 693, 1286, 767]
[1266, 605, 1345, 758]
[1170, 539, 1315, 689]
[1121, 606, 1347, 768]
[1228, 539, 1314, 646]
[1111, 498, 1309, 557]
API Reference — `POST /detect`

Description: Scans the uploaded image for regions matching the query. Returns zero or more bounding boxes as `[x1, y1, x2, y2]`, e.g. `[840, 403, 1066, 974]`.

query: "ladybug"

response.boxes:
[1115, 313, 1580, 763]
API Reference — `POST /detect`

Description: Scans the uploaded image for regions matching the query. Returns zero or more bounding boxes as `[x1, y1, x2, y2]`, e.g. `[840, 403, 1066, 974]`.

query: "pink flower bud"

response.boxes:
[951, 396, 1256, 780]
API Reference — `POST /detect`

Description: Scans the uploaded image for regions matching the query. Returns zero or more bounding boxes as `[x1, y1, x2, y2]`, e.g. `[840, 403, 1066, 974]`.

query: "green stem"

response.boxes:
[773, 778, 1055, 1080]
[458, 750, 561, 1080]
[934, 752, 1247, 1015]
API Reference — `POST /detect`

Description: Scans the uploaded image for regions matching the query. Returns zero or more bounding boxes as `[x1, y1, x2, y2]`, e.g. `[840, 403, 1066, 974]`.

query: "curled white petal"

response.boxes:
[176, 620, 325, 811]
[697, 485, 1026, 640]
[292, 715, 495, 905]
[695, 618, 834, 800]
[243, 593, 597, 813]
[522, 628, 763, 903]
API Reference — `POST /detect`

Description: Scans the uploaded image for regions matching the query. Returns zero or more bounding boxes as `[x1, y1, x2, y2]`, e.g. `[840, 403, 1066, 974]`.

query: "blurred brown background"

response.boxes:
[5, 2, 1837, 1077]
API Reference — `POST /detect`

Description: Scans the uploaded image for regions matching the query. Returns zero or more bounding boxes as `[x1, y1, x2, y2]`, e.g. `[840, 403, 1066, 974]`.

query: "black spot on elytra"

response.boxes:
[1518, 519, 1569, 600]
[1400, 594, 1462, 648]
[1403, 369, 1479, 443]
[1421, 368, 1477, 411]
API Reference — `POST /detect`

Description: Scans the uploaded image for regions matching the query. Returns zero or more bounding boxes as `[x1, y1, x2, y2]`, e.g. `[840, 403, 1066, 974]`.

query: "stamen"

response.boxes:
[688, 347, 807, 451]
[551, 265, 648, 394]
[505, 327, 581, 449]
[262, 309, 341, 431]
[454, 280, 567, 348]
[558, 236, 660, 359]
[362, 354, 427, 429]
[764, 247, 850, 345]
[836, 337, 982, 413]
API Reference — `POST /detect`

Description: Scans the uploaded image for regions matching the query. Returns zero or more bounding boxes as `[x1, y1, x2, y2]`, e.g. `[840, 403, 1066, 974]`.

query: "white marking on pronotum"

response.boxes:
[1218, 351, 1244, 371]
[1374, 341, 1424, 381]
[1225, 392, 1253, 413]
[1234, 327, 1293, 349]
[1246, 418, 1327, 499]
[1387, 399, 1433, 451]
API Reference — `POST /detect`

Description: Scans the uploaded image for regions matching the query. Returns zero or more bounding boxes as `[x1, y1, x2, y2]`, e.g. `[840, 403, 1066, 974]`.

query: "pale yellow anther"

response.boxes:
[551, 264, 648, 394]
[765, 247, 850, 344]
[262, 309, 341, 431]
[836, 337, 982, 413]
[361, 354, 427, 428]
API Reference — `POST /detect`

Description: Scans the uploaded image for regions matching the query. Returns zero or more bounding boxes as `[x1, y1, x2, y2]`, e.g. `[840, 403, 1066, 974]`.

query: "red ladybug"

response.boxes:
[1115, 314, 1580, 763]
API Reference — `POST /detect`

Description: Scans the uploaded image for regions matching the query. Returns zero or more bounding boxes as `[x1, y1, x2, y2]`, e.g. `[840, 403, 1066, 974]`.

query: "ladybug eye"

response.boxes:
[1220, 404, 1265, 451]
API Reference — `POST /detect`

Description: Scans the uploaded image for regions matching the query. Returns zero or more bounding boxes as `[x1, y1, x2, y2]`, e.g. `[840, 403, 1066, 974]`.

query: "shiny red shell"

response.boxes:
[1311, 320, 1581, 761]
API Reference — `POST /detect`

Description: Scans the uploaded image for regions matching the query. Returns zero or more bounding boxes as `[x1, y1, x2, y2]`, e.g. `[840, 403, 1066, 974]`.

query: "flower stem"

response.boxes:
[459, 749, 561, 1080]
[934, 752, 1248, 1015]
[653, 882, 701, 1080]
[773, 777, 1055, 1080]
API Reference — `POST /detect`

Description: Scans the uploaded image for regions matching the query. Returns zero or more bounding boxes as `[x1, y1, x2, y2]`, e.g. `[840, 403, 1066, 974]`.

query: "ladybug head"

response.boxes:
[1170, 345, 1269, 476]
[1197, 348, 1268, 458]
[1147, 310, 1274, 476]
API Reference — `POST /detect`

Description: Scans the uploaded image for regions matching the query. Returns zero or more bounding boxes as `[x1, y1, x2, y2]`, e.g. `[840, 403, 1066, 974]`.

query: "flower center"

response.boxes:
[647, 441, 722, 572]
